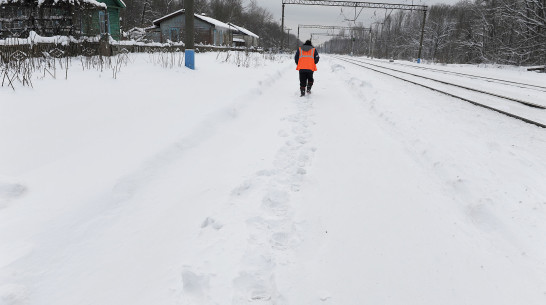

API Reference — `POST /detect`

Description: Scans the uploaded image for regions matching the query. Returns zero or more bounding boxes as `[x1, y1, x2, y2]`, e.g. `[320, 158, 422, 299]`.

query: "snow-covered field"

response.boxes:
[1, 52, 546, 305]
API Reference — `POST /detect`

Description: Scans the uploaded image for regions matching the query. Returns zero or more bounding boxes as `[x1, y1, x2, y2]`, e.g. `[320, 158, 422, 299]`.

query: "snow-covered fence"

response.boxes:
[1, 41, 165, 63]
[1, 33, 262, 63]
[1, 42, 260, 63]
[0, 33, 263, 90]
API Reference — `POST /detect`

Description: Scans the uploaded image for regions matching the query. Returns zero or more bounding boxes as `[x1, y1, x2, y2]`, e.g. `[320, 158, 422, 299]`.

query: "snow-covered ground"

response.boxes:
[1, 52, 546, 305]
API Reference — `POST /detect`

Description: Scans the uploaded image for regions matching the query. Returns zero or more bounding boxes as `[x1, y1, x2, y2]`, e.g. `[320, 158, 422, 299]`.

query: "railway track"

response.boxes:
[332, 55, 546, 129]
[373, 59, 546, 93]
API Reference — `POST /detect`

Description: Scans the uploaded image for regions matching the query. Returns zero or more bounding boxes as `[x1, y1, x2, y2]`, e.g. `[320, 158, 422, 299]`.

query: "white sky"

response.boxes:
[248, 0, 462, 45]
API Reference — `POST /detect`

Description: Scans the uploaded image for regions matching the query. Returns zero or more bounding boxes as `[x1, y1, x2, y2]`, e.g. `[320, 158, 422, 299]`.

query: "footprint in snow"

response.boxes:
[262, 190, 290, 214]
[181, 269, 212, 305]
[201, 217, 223, 230]
[232, 272, 277, 305]
[0, 178, 26, 209]
[231, 180, 253, 197]
[0, 284, 29, 305]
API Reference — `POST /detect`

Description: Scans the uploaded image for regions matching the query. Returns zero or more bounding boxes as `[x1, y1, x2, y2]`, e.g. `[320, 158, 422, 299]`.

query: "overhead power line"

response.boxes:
[298, 25, 365, 30]
[281, 0, 428, 61]
[297, 24, 371, 42]
[282, 0, 427, 11]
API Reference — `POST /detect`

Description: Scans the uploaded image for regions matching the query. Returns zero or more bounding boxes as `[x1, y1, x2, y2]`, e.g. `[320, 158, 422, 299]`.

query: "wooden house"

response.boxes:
[150, 10, 233, 45]
[227, 23, 259, 48]
[0, 0, 125, 40]
[99, 0, 125, 40]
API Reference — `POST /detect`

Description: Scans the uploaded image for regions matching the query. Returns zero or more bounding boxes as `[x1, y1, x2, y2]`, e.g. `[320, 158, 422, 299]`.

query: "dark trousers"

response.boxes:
[299, 70, 314, 88]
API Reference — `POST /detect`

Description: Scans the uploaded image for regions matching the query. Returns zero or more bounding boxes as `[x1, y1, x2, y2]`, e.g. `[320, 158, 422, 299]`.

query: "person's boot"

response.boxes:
[307, 81, 313, 94]
[300, 87, 306, 97]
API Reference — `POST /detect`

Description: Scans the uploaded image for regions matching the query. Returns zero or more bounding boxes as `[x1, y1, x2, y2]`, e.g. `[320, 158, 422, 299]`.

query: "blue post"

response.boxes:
[417, 58, 421, 64]
[185, 0, 195, 70]
[185, 49, 195, 70]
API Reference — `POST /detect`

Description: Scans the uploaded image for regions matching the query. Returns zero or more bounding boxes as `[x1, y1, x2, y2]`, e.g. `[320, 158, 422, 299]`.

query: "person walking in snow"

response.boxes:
[295, 40, 319, 97]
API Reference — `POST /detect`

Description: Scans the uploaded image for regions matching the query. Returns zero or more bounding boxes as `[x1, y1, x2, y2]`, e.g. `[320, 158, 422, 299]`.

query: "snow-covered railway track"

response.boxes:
[335, 56, 546, 109]
[332, 55, 546, 129]
[366, 59, 546, 93]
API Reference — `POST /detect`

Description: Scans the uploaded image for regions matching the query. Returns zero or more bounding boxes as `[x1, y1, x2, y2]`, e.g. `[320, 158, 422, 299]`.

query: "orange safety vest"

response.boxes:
[296, 47, 317, 71]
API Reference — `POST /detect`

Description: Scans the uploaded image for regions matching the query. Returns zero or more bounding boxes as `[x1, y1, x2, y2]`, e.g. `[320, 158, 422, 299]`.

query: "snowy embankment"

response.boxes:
[1, 52, 546, 305]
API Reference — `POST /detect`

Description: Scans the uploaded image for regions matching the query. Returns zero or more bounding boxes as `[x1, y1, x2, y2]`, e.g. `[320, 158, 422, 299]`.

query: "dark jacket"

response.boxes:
[295, 43, 320, 66]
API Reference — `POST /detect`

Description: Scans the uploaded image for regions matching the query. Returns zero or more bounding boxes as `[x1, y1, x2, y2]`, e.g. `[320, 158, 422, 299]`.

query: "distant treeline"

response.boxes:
[327, 0, 545, 65]
[120, 0, 285, 49]
[121, 0, 544, 65]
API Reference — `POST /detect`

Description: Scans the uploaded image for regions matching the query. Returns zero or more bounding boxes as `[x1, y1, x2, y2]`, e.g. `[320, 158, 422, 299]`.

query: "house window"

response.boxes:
[15, 9, 24, 29]
[99, 11, 108, 34]
[170, 28, 180, 42]
[214, 29, 223, 45]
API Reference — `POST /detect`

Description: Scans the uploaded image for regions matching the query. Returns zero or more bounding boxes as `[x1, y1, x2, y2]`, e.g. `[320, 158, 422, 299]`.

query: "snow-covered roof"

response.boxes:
[153, 10, 232, 30]
[112, 0, 125, 8]
[233, 37, 245, 43]
[152, 9, 183, 24]
[195, 14, 231, 30]
[144, 25, 160, 31]
[227, 23, 259, 39]
[0, 0, 107, 8]
[101, 0, 125, 8]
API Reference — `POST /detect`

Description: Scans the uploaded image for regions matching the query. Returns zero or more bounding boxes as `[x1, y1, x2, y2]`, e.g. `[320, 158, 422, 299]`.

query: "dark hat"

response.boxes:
[304, 40, 312, 45]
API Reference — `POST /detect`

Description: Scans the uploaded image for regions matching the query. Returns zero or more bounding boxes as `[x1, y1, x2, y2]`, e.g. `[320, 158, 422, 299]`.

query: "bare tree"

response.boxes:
[362, 0, 544, 65]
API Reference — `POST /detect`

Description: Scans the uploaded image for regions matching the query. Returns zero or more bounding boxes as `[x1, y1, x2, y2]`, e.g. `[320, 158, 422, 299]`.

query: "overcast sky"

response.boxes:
[248, 0, 462, 45]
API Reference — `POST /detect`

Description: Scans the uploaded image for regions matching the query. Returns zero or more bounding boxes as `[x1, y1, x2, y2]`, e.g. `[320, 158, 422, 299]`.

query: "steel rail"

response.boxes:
[332, 55, 546, 129]
[379, 60, 546, 92]
[339, 56, 546, 109]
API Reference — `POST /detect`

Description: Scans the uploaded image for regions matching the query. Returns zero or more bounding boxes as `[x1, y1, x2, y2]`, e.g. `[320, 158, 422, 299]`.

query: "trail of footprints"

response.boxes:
[232, 97, 316, 305]
[185, 98, 317, 305]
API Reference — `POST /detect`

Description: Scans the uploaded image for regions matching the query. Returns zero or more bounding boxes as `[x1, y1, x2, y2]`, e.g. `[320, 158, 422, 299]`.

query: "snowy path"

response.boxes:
[281, 57, 546, 305]
[1, 53, 546, 305]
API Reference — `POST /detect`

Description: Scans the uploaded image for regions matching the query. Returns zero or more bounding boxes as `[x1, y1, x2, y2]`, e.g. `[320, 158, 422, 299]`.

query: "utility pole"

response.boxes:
[185, 0, 195, 69]
[286, 28, 292, 50]
[417, 8, 427, 63]
[368, 28, 372, 58]
[281, 3, 285, 51]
